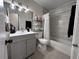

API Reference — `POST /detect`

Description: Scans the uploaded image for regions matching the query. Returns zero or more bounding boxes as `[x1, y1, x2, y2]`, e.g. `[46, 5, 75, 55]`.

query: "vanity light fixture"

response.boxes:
[10, 1, 31, 12]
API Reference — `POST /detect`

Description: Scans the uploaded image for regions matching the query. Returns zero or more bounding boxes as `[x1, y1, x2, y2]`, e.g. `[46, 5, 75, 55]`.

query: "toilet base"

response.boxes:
[37, 44, 48, 55]
[38, 44, 47, 51]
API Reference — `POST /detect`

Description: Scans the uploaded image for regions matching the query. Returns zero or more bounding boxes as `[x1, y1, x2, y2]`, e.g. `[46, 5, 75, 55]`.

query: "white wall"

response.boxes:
[27, 0, 43, 16]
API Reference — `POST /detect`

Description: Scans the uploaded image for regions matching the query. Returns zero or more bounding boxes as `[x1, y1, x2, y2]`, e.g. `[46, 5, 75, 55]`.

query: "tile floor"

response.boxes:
[27, 46, 70, 59]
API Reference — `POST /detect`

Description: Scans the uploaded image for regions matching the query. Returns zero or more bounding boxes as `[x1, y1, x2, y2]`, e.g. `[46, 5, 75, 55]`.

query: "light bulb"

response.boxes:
[25, 9, 29, 13]
[18, 6, 23, 11]
[11, 3, 15, 9]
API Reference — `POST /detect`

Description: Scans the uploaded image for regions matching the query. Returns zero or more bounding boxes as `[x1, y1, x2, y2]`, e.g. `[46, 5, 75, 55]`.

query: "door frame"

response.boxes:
[0, 0, 8, 59]
[71, 0, 79, 59]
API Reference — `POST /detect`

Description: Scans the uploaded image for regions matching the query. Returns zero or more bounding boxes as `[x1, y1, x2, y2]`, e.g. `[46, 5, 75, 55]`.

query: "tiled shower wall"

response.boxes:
[49, 1, 76, 44]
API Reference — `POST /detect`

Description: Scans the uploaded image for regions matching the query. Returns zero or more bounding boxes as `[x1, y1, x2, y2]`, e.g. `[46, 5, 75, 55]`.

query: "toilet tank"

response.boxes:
[36, 32, 43, 39]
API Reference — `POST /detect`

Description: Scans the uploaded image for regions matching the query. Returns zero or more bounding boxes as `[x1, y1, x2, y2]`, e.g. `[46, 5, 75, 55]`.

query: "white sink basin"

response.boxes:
[10, 30, 36, 37]
[16, 30, 27, 34]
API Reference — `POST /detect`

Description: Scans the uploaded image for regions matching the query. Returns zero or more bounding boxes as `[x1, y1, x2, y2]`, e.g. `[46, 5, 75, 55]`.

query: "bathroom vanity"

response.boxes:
[4, 2, 39, 59]
[8, 30, 37, 59]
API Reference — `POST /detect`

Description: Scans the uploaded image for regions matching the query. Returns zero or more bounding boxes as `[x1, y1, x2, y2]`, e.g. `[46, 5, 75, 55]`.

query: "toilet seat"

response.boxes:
[38, 38, 48, 45]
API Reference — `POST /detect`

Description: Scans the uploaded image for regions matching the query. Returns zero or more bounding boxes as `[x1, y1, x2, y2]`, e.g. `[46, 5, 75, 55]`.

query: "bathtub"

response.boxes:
[49, 39, 72, 56]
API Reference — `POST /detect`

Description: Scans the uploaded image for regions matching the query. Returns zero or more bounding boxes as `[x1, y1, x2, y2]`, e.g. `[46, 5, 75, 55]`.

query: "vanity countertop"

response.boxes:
[10, 30, 37, 37]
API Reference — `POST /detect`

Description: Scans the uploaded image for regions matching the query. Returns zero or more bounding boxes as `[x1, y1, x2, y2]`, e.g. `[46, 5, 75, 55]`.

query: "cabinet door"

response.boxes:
[26, 37, 36, 57]
[10, 37, 27, 59]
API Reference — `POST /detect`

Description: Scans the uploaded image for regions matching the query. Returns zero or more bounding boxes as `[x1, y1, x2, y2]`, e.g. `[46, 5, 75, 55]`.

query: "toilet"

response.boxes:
[38, 38, 48, 50]
[38, 38, 48, 45]
[37, 32, 49, 51]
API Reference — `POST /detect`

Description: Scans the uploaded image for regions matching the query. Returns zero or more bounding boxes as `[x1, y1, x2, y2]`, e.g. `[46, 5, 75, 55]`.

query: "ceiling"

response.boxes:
[34, 0, 76, 10]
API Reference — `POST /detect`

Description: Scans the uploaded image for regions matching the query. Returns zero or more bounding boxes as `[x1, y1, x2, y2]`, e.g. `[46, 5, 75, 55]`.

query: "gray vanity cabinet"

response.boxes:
[9, 36, 27, 59]
[26, 36, 36, 57]
[9, 34, 36, 59]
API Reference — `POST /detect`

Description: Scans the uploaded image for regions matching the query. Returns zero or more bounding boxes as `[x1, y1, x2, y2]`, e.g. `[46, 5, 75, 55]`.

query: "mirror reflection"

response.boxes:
[18, 11, 33, 30]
